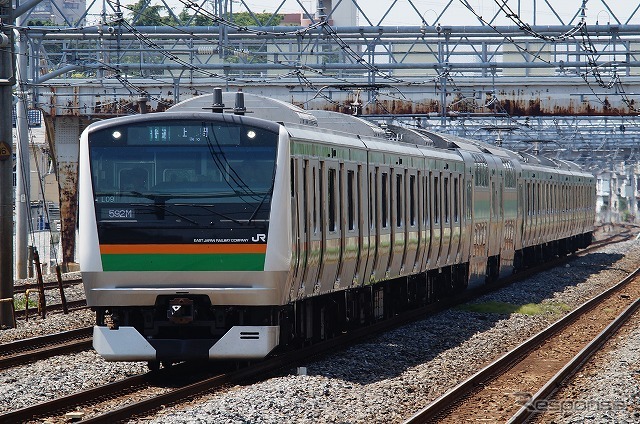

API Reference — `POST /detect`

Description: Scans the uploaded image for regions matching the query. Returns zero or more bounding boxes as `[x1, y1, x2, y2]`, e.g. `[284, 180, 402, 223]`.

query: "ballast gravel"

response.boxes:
[0, 232, 638, 423]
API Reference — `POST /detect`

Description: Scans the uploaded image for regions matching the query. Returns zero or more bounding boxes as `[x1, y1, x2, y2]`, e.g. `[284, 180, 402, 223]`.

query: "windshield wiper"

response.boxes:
[129, 192, 199, 226]
[248, 186, 273, 224]
[193, 205, 244, 225]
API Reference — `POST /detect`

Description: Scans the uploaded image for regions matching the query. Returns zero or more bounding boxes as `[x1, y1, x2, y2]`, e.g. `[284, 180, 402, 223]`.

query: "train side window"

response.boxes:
[303, 160, 308, 234]
[347, 170, 355, 231]
[357, 166, 363, 231]
[466, 179, 472, 221]
[444, 176, 450, 224]
[396, 173, 403, 228]
[318, 164, 324, 233]
[433, 176, 440, 224]
[527, 182, 531, 216]
[518, 183, 523, 217]
[424, 174, 430, 225]
[409, 174, 416, 226]
[382, 172, 389, 229]
[454, 177, 459, 223]
[339, 166, 344, 229]
[290, 159, 295, 197]
[328, 167, 336, 232]
[313, 166, 318, 233]
[370, 171, 375, 230]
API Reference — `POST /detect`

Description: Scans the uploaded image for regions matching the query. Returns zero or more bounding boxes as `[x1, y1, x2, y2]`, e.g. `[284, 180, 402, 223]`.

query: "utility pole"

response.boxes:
[0, 0, 15, 328]
[15, 12, 29, 279]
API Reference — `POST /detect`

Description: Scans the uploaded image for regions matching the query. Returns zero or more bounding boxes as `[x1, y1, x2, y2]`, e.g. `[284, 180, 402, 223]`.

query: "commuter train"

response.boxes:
[79, 90, 595, 367]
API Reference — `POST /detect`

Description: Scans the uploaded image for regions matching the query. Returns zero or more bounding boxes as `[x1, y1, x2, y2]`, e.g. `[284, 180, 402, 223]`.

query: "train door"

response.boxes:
[371, 165, 392, 281]
[458, 170, 473, 266]
[516, 180, 525, 251]
[524, 178, 533, 247]
[388, 167, 406, 277]
[448, 171, 462, 265]
[486, 160, 500, 258]
[356, 164, 372, 286]
[318, 161, 341, 293]
[534, 180, 541, 244]
[405, 169, 420, 273]
[431, 171, 444, 268]
[415, 169, 431, 272]
[362, 166, 376, 283]
[338, 162, 361, 288]
[289, 157, 305, 300]
[440, 171, 453, 267]
[456, 152, 475, 271]
[300, 158, 322, 297]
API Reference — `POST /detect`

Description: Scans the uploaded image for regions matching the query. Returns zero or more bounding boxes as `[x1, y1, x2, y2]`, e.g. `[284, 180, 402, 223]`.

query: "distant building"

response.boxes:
[596, 163, 640, 224]
[11, 111, 60, 223]
[25, 0, 87, 26]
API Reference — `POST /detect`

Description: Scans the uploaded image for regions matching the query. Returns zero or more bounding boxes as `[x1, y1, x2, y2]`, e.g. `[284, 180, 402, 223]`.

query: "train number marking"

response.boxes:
[106, 209, 135, 219]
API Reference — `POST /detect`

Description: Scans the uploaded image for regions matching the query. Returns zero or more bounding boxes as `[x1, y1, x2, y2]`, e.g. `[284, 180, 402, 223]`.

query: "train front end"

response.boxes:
[79, 112, 292, 363]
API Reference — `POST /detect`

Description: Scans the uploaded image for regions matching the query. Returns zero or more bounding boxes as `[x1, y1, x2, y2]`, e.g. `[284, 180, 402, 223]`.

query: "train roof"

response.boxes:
[169, 91, 318, 126]
[169, 91, 588, 174]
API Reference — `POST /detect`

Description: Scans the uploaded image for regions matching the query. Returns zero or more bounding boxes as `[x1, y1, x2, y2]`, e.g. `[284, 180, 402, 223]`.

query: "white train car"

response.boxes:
[79, 91, 595, 367]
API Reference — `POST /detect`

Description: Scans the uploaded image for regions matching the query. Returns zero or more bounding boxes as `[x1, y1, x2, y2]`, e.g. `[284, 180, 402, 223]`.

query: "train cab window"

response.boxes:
[347, 170, 355, 231]
[396, 173, 403, 228]
[433, 176, 440, 224]
[409, 175, 416, 226]
[120, 167, 149, 192]
[444, 177, 450, 224]
[328, 168, 337, 232]
[382, 172, 389, 228]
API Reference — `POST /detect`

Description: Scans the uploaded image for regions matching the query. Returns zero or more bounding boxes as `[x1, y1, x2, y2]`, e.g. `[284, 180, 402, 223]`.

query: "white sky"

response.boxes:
[95, 0, 639, 27]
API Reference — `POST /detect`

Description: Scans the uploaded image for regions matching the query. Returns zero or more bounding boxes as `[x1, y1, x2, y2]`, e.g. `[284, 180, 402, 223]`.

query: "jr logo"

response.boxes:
[252, 233, 266, 242]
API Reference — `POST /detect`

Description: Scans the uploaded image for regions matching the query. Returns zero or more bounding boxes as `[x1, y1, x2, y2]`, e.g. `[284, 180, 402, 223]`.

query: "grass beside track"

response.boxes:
[457, 301, 572, 317]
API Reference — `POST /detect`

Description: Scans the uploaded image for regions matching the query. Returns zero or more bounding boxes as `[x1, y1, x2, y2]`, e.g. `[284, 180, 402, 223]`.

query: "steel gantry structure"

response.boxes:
[5, 0, 640, 168]
[1, 0, 640, 297]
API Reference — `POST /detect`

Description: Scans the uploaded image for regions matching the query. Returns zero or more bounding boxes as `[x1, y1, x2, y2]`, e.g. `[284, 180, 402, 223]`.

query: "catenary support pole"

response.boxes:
[15, 14, 30, 279]
[0, 0, 16, 328]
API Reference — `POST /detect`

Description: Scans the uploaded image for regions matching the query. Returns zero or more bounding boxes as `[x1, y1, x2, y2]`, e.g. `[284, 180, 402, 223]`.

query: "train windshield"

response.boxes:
[88, 119, 278, 237]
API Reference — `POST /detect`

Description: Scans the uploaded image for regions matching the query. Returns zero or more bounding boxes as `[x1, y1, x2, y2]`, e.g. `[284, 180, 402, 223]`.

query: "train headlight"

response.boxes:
[112, 130, 122, 140]
[246, 130, 256, 139]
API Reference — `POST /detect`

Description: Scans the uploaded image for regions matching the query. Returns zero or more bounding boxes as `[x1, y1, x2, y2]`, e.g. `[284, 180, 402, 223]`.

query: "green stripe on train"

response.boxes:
[101, 253, 266, 271]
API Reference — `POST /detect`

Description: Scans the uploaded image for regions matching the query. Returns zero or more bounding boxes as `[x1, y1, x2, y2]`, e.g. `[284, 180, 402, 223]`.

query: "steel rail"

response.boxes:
[507, 297, 640, 424]
[13, 299, 87, 319]
[13, 278, 82, 294]
[0, 230, 631, 423]
[404, 265, 640, 424]
[0, 327, 93, 370]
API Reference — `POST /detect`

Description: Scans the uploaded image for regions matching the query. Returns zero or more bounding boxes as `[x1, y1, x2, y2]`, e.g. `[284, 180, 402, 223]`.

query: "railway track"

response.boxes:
[13, 299, 88, 320]
[404, 266, 640, 423]
[13, 277, 83, 295]
[0, 327, 93, 370]
[0, 228, 634, 423]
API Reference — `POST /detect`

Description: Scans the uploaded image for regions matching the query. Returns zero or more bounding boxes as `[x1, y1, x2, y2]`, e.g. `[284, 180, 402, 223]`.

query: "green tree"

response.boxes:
[126, 0, 178, 26]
